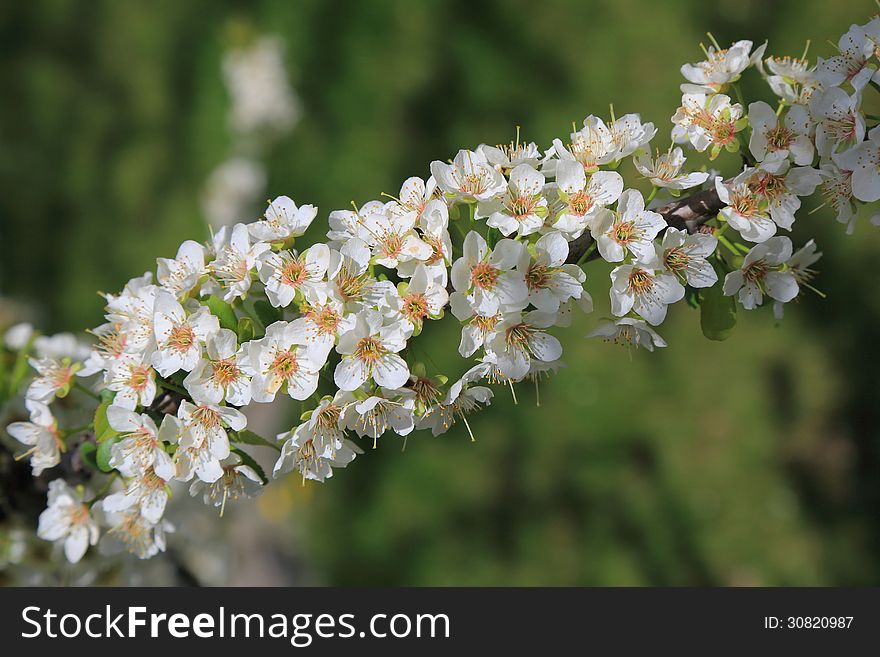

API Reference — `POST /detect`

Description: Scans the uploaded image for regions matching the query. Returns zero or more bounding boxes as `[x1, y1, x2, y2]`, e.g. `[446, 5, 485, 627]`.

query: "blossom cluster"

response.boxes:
[4, 14, 880, 565]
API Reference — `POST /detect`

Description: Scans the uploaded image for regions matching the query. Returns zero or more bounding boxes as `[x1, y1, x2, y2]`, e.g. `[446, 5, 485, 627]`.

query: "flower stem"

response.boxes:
[576, 242, 598, 266]
[158, 378, 189, 398]
[64, 423, 93, 437]
[74, 381, 101, 402]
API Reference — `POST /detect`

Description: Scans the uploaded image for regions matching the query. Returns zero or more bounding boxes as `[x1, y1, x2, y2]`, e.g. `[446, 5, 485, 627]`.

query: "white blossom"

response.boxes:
[249, 195, 317, 242]
[257, 243, 330, 308]
[592, 189, 666, 263]
[182, 328, 252, 406]
[156, 240, 205, 298]
[6, 400, 61, 475]
[657, 227, 718, 288]
[450, 231, 528, 316]
[476, 163, 548, 237]
[723, 236, 798, 309]
[609, 261, 685, 326]
[681, 39, 761, 93]
[151, 291, 219, 377]
[810, 87, 866, 157]
[106, 405, 175, 479]
[334, 310, 409, 391]
[486, 311, 563, 381]
[209, 223, 270, 302]
[430, 149, 507, 202]
[244, 321, 322, 402]
[834, 125, 880, 202]
[634, 147, 709, 190]
[518, 231, 586, 313]
[748, 101, 815, 168]
[552, 160, 624, 238]
[588, 317, 667, 351]
[37, 480, 99, 564]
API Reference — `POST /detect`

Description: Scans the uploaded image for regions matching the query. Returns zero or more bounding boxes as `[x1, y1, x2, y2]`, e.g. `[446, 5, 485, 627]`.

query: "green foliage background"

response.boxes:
[1, 0, 879, 585]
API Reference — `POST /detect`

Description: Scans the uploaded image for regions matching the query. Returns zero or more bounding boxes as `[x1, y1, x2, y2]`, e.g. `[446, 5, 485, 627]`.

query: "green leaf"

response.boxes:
[93, 399, 119, 443]
[231, 447, 268, 485]
[96, 436, 121, 473]
[232, 429, 281, 451]
[79, 441, 99, 470]
[700, 282, 737, 341]
[206, 295, 238, 331]
[253, 299, 280, 329]
[237, 316, 255, 342]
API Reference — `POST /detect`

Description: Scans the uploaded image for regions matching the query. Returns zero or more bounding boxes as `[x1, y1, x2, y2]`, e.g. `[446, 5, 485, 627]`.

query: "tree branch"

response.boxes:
[565, 185, 726, 265]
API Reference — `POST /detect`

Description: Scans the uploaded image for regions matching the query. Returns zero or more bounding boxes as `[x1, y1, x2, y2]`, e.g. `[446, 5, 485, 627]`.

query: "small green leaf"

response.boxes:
[700, 281, 737, 341]
[79, 442, 99, 470]
[231, 447, 268, 485]
[206, 295, 238, 331]
[237, 316, 255, 342]
[96, 436, 121, 472]
[232, 429, 280, 451]
[93, 399, 119, 443]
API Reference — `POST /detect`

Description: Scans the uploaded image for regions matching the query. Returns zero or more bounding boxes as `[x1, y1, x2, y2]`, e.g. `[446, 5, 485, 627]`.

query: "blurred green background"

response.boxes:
[2, 0, 879, 585]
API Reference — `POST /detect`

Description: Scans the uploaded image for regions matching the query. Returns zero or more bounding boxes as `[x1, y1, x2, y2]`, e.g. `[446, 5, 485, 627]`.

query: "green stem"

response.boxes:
[645, 185, 658, 204]
[717, 234, 742, 257]
[158, 378, 189, 397]
[64, 423, 93, 437]
[74, 381, 101, 402]
[87, 473, 118, 507]
[576, 242, 598, 266]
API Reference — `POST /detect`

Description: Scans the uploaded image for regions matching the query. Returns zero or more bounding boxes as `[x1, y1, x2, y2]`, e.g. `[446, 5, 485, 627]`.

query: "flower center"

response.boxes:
[731, 188, 761, 217]
[750, 171, 787, 203]
[380, 232, 405, 259]
[192, 405, 221, 430]
[336, 269, 366, 301]
[612, 220, 637, 245]
[505, 323, 535, 352]
[654, 157, 679, 181]
[270, 349, 299, 380]
[525, 263, 551, 291]
[402, 293, 429, 321]
[507, 194, 537, 219]
[305, 304, 342, 336]
[212, 358, 240, 387]
[766, 125, 793, 150]
[568, 191, 594, 216]
[627, 268, 655, 295]
[128, 364, 151, 392]
[409, 376, 441, 404]
[281, 257, 307, 288]
[315, 404, 342, 435]
[743, 260, 769, 284]
[710, 118, 736, 146]
[355, 336, 385, 364]
[826, 113, 857, 143]
[821, 170, 852, 209]
[471, 313, 500, 334]
[664, 247, 690, 273]
[458, 172, 488, 195]
[167, 324, 195, 353]
[470, 262, 500, 290]
[68, 504, 90, 525]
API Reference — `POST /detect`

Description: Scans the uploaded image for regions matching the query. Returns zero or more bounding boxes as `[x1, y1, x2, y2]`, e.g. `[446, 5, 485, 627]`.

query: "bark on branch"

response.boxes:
[565, 185, 726, 265]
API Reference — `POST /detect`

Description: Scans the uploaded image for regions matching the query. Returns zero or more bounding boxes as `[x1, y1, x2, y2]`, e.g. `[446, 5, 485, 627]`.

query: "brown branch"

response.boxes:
[565, 185, 726, 265]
